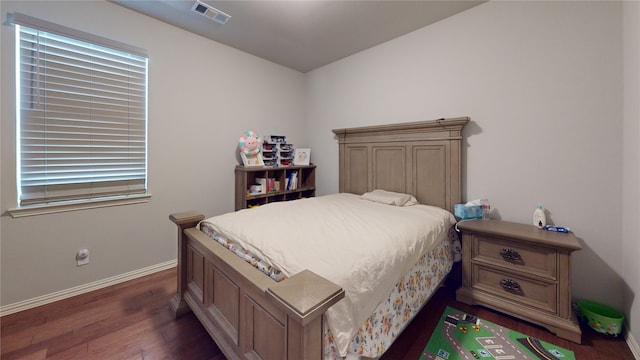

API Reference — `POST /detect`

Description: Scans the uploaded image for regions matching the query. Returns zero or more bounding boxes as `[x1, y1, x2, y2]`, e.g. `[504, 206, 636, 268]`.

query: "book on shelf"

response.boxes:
[267, 178, 276, 193]
[255, 177, 279, 194]
[285, 171, 298, 190]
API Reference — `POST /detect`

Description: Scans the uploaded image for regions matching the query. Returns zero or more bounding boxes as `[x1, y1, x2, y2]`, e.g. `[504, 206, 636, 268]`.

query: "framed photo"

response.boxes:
[293, 148, 311, 166]
[241, 152, 264, 167]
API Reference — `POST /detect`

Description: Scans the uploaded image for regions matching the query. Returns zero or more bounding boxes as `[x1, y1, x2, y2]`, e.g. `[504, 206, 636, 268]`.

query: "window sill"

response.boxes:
[6, 194, 152, 218]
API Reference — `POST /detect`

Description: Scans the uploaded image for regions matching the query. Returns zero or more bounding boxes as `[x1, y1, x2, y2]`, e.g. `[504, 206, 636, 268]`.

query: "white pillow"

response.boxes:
[361, 189, 418, 206]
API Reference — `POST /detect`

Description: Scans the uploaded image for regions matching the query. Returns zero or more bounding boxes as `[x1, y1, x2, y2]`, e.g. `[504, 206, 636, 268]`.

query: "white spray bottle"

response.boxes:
[533, 205, 546, 229]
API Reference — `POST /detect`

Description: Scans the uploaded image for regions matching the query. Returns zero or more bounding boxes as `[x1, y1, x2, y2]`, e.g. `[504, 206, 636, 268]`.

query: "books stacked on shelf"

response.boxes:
[285, 171, 298, 191]
[253, 177, 279, 195]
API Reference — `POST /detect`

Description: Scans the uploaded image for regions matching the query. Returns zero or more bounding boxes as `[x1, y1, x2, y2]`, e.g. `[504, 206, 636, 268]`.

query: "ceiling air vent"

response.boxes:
[191, 0, 231, 25]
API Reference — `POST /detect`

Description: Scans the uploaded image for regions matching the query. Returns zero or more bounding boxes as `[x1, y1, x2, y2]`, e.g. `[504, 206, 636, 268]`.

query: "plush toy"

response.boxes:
[238, 131, 263, 156]
[238, 131, 264, 166]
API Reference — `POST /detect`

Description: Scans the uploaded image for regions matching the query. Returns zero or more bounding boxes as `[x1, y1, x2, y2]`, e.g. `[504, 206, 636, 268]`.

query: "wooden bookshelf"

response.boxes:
[234, 164, 316, 210]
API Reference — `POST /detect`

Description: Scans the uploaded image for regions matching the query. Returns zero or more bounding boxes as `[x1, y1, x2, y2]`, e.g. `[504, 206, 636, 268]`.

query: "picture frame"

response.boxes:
[293, 148, 311, 166]
[241, 152, 265, 167]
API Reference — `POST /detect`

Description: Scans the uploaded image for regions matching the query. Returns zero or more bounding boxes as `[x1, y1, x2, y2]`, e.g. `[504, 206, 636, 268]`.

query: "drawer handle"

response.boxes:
[500, 248, 522, 263]
[500, 278, 523, 295]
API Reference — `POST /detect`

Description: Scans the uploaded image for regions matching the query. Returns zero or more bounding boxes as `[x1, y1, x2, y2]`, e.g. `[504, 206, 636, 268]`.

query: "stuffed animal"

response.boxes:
[239, 131, 264, 166]
[238, 131, 263, 156]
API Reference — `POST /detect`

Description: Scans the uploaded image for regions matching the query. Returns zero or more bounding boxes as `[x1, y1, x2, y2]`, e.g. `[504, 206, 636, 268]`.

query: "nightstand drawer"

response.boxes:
[473, 265, 557, 314]
[473, 235, 557, 280]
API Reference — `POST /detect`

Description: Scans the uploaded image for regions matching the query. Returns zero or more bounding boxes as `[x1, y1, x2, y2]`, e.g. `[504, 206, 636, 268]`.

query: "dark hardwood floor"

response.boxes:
[1, 266, 635, 360]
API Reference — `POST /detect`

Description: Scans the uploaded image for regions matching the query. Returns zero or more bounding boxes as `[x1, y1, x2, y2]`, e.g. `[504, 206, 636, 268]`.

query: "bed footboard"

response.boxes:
[170, 211, 345, 360]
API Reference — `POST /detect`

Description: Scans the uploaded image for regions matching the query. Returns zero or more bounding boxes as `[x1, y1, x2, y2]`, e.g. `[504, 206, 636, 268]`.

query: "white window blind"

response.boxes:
[14, 13, 148, 206]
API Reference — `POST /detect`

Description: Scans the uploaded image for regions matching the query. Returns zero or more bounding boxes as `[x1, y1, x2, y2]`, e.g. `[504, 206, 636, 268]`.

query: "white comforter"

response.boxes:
[199, 193, 456, 356]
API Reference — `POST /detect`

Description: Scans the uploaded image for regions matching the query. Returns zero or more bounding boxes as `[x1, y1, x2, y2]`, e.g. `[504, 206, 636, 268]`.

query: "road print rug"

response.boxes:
[420, 306, 575, 360]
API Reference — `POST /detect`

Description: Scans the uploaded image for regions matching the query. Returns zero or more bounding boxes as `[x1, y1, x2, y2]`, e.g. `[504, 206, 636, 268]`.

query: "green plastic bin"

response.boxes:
[577, 300, 624, 336]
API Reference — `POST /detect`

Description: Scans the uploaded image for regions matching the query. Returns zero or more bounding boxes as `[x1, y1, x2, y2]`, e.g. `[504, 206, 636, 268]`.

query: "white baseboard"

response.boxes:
[0, 260, 177, 317]
[628, 329, 640, 360]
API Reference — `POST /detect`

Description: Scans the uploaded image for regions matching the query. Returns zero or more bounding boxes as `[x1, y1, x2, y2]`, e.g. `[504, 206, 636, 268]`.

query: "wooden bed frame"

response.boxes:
[169, 117, 469, 360]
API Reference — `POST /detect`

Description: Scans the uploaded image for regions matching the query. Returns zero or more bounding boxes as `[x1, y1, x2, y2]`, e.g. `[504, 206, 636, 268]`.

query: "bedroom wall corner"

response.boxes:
[622, 0, 640, 355]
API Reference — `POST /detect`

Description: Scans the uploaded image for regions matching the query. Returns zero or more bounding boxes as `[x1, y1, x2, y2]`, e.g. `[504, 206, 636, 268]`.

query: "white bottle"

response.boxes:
[533, 205, 546, 228]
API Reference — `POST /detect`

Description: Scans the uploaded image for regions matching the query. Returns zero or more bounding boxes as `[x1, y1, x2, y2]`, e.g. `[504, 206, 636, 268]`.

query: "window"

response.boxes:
[13, 13, 148, 209]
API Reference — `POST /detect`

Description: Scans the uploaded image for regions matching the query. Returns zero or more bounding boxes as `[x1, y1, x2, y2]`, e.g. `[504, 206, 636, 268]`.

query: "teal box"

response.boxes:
[454, 204, 482, 219]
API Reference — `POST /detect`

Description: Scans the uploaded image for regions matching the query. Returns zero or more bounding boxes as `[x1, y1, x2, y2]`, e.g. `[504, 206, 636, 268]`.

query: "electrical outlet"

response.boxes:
[76, 249, 90, 266]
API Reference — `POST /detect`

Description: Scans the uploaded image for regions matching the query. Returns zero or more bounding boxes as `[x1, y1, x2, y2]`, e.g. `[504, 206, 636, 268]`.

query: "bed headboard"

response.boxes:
[332, 117, 469, 213]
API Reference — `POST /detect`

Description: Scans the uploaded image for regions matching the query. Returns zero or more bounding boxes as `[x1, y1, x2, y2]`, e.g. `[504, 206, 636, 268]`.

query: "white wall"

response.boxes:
[307, 0, 628, 317]
[623, 0, 640, 352]
[0, 1, 306, 306]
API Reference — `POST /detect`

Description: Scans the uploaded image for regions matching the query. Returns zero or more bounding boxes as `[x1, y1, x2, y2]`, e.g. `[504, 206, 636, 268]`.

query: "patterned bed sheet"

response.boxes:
[199, 222, 287, 281]
[198, 222, 462, 360]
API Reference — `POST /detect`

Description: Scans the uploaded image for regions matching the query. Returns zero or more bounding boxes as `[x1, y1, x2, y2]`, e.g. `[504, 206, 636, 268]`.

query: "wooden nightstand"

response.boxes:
[455, 219, 583, 343]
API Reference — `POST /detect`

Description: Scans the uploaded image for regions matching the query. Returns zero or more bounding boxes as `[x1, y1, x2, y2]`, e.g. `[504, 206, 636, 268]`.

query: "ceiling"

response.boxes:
[112, 1, 485, 73]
